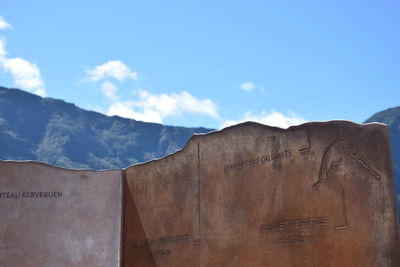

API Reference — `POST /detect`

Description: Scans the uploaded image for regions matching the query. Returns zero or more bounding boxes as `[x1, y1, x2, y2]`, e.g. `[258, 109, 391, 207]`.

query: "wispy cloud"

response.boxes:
[221, 110, 306, 129]
[108, 101, 163, 123]
[0, 21, 46, 97]
[240, 81, 264, 92]
[107, 89, 219, 123]
[85, 60, 219, 124]
[2, 58, 45, 96]
[0, 39, 6, 58]
[100, 81, 119, 101]
[0, 16, 11, 30]
[240, 82, 255, 91]
[87, 60, 137, 82]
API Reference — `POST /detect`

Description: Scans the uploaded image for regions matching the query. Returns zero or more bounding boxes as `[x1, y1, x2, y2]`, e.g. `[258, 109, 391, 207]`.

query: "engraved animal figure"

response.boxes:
[314, 139, 348, 229]
[313, 138, 382, 229]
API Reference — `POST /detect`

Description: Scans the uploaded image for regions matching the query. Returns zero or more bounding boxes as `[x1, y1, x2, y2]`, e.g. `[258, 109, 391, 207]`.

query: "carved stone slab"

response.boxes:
[123, 140, 200, 266]
[0, 161, 123, 267]
[123, 121, 400, 266]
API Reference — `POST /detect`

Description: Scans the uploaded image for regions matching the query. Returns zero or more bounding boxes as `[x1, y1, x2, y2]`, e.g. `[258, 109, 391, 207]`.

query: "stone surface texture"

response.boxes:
[123, 139, 200, 266]
[123, 121, 400, 267]
[0, 162, 123, 267]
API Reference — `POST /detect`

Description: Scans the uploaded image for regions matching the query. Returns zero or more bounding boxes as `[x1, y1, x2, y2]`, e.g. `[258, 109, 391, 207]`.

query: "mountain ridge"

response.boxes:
[0, 86, 213, 169]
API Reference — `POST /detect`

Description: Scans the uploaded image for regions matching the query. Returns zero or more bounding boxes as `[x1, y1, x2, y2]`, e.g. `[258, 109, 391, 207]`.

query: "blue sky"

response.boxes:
[0, 0, 399, 129]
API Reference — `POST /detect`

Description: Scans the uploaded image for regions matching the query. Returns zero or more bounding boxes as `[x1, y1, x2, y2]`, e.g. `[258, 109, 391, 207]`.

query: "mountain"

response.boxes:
[0, 86, 213, 170]
[365, 107, 400, 207]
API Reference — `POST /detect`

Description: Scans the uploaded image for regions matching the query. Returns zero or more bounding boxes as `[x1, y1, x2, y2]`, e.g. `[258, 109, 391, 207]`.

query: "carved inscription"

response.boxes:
[298, 129, 312, 153]
[260, 216, 328, 232]
[131, 234, 189, 248]
[273, 235, 315, 246]
[0, 191, 63, 199]
[132, 234, 189, 260]
[261, 216, 327, 247]
[152, 249, 172, 259]
[224, 149, 292, 172]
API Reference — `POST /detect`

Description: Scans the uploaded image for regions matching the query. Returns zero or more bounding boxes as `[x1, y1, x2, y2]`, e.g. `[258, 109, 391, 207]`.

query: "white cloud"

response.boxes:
[107, 89, 219, 123]
[108, 101, 163, 123]
[100, 81, 119, 101]
[85, 60, 219, 124]
[2, 57, 46, 96]
[0, 39, 6, 59]
[0, 16, 11, 30]
[240, 82, 255, 91]
[221, 110, 306, 129]
[0, 38, 45, 96]
[240, 81, 265, 92]
[87, 60, 137, 82]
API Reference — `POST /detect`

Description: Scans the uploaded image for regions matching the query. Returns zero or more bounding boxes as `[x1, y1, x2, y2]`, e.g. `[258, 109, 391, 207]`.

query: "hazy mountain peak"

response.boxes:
[365, 106, 400, 125]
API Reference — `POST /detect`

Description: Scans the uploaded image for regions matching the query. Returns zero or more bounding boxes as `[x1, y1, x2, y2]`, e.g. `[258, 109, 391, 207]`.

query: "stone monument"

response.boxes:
[1, 121, 399, 266]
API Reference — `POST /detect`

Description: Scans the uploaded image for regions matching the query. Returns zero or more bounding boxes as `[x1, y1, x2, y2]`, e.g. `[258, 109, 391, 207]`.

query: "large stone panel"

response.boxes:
[123, 121, 399, 266]
[0, 161, 123, 267]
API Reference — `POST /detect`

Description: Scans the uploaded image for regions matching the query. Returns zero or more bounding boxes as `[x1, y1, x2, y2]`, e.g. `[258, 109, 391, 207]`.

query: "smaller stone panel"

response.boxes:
[0, 161, 123, 267]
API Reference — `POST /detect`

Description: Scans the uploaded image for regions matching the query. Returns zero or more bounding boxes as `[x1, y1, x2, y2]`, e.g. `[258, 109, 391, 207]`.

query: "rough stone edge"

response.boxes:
[0, 121, 387, 171]
[124, 120, 389, 169]
[0, 160, 122, 173]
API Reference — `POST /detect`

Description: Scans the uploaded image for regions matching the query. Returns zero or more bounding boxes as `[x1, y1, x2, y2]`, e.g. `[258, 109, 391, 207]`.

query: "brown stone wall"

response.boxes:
[123, 121, 400, 266]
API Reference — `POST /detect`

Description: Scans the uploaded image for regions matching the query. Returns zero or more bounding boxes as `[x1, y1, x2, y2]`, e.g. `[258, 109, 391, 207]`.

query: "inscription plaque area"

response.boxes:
[0, 161, 123, 267]
[123, 140, 200, 267]
[123, 121, 399, 266]
[198, 121, 399, 266]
